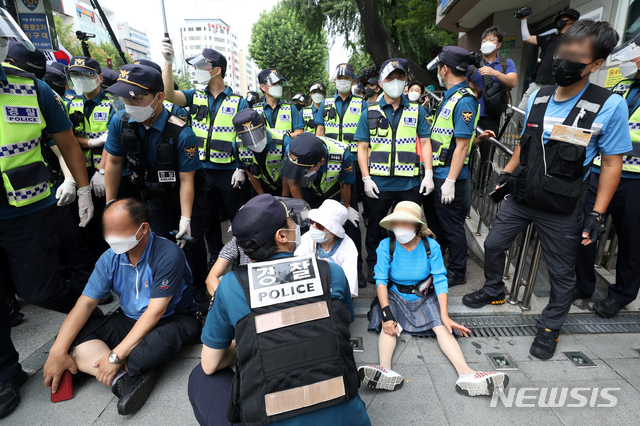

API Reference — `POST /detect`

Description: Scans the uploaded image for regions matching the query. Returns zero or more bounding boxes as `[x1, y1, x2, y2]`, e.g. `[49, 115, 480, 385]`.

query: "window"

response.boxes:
[215, 37, 225, 43]
[196, 27, 202, 31]
[189, 36, 201, 41]
[188, 27, 194, 31]
[624, 0, 640, 42]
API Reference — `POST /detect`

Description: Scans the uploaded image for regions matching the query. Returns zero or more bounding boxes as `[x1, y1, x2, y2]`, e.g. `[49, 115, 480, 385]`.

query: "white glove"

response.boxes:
[56, 178, 76, 206]
[231, 168, 245, 189]
[420, 169, 435, 196]
[90, 171, 106, 198]
[347, 206, 360, 227]
[175, 216, 191, 249]
[440, 179, 456, 205]
[362, 176, 379, 199]
[87, 132, 108, 149]
[161, 38, 174, 64]
[77, 185, 94, 227]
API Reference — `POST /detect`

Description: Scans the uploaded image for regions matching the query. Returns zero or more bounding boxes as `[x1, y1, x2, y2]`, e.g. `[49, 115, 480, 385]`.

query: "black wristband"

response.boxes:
[382, 306, 395, 323]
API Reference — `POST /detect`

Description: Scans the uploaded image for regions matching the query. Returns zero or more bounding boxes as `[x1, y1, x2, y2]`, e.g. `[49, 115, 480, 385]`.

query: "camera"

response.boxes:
[514, 7, 533, 19]
[469, 51, 482, 67]
[75, 31, 96, 42]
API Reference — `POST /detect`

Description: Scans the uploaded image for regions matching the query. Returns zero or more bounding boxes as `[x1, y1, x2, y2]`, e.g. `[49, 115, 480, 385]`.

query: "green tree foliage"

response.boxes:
[249, 3, 329, 95]
[173, 71, 194, 91]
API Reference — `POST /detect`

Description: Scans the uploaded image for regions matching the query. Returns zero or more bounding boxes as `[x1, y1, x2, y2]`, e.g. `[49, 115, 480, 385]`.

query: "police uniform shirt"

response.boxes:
[468, 56, 516, 117]
[105, 107, 201, 173]
[283, 143, 356, 187]
[233, 131, 292, 173]
[522, 83, 632, 180]
[0, 64, 73, 220]
[65, 89, 115, 127]
[181, 85, 250, 170]
[262, 98, 305, 131]
[353, 94, 431, 191]
[312, 93, 369, 129]
[201, 252, 369, 425]
[83, 232, 196, 319]
[433, 81, 479, 181]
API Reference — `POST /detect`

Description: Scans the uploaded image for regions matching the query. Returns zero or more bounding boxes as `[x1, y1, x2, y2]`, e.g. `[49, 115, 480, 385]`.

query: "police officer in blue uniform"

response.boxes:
[188, 194, 371, 426]
[245, 90, 259, 109]
[254, 68, 304, 137]
[103, 64, 208, 306]
[101, 68, 118, 90]
[4, 41, 46, 79]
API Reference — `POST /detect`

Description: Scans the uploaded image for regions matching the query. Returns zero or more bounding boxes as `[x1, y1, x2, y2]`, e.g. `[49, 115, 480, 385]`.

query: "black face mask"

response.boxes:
[294, 103, 304, 111]
[556, 19, 569, 30]
[365, 88, 377, 98]
[552, 58, 589, 87]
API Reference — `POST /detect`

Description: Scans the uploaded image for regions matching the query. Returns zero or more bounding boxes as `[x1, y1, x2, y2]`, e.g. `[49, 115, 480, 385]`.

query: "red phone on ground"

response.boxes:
[51, 370, 74, 403]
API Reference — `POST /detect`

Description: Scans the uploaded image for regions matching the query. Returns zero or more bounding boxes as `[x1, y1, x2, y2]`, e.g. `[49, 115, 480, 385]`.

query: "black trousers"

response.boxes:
[477, 116, 501, 167]
[188, 364, 241, 426]
[423, 178, 467, 277]
[203, 169, 247, 259]
[575, 174, 640, 305]
[76, 310, 200, 377]
[0, 300, 20, 383]
[365, 186, 421, 269]
[55, 204, 96, 286]
[483, 196, 584, 330]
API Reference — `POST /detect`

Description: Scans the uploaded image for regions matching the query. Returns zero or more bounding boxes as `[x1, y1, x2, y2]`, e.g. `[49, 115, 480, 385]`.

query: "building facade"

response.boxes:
[117, 22, 151, 61]
[238, 49, 260, 94]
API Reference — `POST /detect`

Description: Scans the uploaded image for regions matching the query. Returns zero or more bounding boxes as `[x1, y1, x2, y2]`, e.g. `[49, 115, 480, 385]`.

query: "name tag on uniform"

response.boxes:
[403, 117, 417, 127]
[349, 106, 360, 115]
[3, 105, 41, 124]
[550, 124, 593, 147]
[158, 170, 176, 182]
[93, 111, 108, 122]
[220, 106, 235, 116]
[439, 107, 452, 120]
[279, 114, 290, 122]
[329, 153, 342, 162]
[248, 256, 323, 309]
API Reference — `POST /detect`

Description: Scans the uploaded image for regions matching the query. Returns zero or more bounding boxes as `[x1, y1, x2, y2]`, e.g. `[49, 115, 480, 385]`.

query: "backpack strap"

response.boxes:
[388, 233, 430, 263]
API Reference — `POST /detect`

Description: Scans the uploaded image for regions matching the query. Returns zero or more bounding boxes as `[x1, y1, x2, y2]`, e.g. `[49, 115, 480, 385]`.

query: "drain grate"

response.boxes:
[453, 313, 640, 337]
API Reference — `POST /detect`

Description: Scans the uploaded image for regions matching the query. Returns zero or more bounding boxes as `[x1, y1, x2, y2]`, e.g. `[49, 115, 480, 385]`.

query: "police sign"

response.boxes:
[248, 255, 323, 308]
[3, 105, 41, 124]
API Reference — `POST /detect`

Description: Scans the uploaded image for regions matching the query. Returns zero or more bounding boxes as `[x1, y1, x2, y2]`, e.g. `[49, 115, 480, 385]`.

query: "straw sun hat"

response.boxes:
[379, 201, 436, 238]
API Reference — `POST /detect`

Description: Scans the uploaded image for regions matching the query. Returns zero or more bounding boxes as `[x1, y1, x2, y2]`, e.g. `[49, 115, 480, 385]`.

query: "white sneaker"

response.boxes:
[358, 365, 404, 391]
[455, 371, 509, 396]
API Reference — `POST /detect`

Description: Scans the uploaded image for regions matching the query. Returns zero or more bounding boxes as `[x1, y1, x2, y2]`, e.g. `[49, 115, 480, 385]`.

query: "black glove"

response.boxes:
[495, 171, 511, 188]
[381, 306, 395, 323]
[583, 210, 607, 242]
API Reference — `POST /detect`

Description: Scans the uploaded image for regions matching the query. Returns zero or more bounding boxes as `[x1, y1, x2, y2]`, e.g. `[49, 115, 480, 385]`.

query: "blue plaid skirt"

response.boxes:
[368, 288, 444, 337]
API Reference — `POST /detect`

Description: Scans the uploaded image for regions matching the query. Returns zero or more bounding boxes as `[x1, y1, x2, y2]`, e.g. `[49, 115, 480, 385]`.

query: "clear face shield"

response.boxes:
[426, 56, 440, 72]
[280, 152, 320, 188]
[67, 70, 100, 94]
[612, 38, 640, 62]
[0, 8, 35, 51]
[331, 64, 356, 82]
[262, 72, 289, 88]
[107, 92, 159, 123]
[274, 196, 310, 228]
[237, 123, 268, 153]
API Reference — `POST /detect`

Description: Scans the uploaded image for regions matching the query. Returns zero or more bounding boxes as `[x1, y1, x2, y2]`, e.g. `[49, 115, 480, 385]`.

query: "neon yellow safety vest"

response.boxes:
[593, 79, 640, 173]
[67, 94, 111, 169]
[236, 128, 286, 189]
[191, 90, 241, 164]
[322, 96, 363, 153]
[0, 64, 52, 207]
[367, 102, 421, 177]
[311, 136, 349, 197]
[430, 87, 479, 167]
[253, 101, 293, 132]
[301, 105, 316, 133]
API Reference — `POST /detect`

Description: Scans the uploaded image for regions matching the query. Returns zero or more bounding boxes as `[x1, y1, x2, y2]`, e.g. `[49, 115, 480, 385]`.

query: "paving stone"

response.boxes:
[416, 336, 451, 364]
[500, 335, 599, 362]
[519, 359, 623, 386]
[600, 357, 640, 392]
[574, 334, 640, 359]
[455, 336, 505, 363]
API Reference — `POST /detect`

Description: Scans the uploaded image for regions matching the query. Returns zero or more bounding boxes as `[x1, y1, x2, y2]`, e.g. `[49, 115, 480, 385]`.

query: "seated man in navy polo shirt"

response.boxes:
[43, 198, 200, 416]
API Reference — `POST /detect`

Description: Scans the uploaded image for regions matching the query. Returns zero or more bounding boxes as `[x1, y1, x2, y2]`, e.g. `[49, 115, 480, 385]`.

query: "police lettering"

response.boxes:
[257, 282, 316, 302]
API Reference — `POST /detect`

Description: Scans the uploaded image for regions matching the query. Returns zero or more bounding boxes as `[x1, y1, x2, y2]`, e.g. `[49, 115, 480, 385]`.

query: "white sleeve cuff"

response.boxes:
[521, 19, 531, 41]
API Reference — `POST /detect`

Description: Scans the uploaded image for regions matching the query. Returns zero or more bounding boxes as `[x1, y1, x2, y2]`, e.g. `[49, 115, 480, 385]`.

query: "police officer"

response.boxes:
[254, 68, 304, 137]
[574, 34, 640, 318]
[291, 92, 306, 112]
[161, 40, 250, 262]
[132, 59, 190, 123]
[187, 194, 371, 426]
[44, 62, 67, 97]
[101, 67, 118, 89]
[353, 83, 366, 98]
[354, 58, 431, 283]
[0, 10, 93, 416]
[244, 90, 259, 109]
[232, 109, 291, 196]
[463, 21, 631, 360]
[301, 81, 326, 133]
[365, 77, 381, 103]
[4, 40, 45, 79]
[103, 64, 208, 306]
[423, 46, 480, 287]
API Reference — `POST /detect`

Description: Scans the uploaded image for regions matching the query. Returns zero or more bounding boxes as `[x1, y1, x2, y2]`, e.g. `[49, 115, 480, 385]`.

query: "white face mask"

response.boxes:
[335, 79, 351, 94]
[282, 224, 301, 250]
[311, 93, 325, 104]
[437, 70, 445, 88]
[308, 226, 328, 243]
[124, 94, 158, 123]
[383, 79, 405, 98]
[249, 135, 268, 153]
[619, 60, 640, 79]
[0, 38, 8, 64]
[105, 223, 145, 255]
[268, 84, 283, 98]
[195, 68, 213, 85]
[408, 91, 420, 101]
[480, 42, 498, 55]
[71, 75, 99, 94]
[393, 227, 416, 245]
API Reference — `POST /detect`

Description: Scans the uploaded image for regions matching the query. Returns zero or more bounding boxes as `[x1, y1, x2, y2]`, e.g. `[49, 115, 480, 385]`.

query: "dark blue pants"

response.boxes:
[423, 178, 467, 277]
[575, 174, 640, 305]
[55, 204, 96, 286]
[0, 300, 20, 383]
[188, 364, 240, 426]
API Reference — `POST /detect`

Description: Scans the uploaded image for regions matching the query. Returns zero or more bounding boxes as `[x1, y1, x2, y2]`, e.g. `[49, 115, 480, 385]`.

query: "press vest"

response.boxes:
[322, 97, 363, 153]
[301, 105, 316, 133]
[253, 101, 293, 132]
[511, 84, 612, 214]
[309, 136, 349, 199]
[229, 256, 360, 426]
[236, 128, 286, 190]
[0, 64, 53, 208]
[191, 90, 241, 164]
[67, 93, 111, 169]
[367, 102, 421, 177]
[593, 80, 640, 173]
[430, 87, 479, 167]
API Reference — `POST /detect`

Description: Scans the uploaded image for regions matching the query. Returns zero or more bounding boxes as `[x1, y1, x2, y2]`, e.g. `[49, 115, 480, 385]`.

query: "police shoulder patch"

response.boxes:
[461, 110, 474, 125]
[184, 145, 197, 159]
[344, 163, 354, 174]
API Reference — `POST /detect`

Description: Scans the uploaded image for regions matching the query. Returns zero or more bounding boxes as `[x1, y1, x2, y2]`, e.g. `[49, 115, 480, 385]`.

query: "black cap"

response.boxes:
[49, 61, 68, 74]
[68, 56, 101, 75]
[333, 63, 356, 80]
[292, 93, 306, 103]
[366, 77, 379, 86]
[280, 133, 325, 183]
[133, 59, 161, 73]
[101, 68, 118, 88]
[44, 65, 67, 95]
[379, 58, 409, 81]
[232, 194, 288, 247]
[309, 81, 326, 94]
[105, 64, 164, 97]
[356, 83, 365, 91]
[258, 68, 286, 85]
[556, 8, 580, 22]
[7, 41, 46, 79]
[186, 48, 227, 71]
[232, 109, 266, 148]
[437, 46, 470, 72]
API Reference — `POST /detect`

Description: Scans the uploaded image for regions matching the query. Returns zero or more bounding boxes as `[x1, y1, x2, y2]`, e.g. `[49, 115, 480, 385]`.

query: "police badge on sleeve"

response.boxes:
[462, 111, 474, 125]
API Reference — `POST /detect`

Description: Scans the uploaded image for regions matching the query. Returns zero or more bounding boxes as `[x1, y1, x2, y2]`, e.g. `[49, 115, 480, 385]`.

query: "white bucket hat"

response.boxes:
[307, 199, 347, 239]
[379, 201, 435, 238]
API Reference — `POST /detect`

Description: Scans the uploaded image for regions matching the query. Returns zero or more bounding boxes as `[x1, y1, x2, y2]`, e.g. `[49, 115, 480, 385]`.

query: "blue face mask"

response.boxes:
[308, 226, 328, 243]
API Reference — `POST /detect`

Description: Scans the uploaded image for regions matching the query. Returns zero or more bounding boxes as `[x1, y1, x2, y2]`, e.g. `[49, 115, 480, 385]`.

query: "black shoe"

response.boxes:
[111, 374, 127, 399]
[116, 370, 157, 415]
[194, 293, 210, 313]
[448, 272, 467, 287]
[530, 328, 560, 360]
[6, 296, 20, 313]
[358, 271, 367, 288]
[0, 369, 28, 418]
[366, 267, 376, 284]
[98, 292, 114, 305]
[593, 298, 624, 318]
[462, 288, 506, 308]
[9, 310, 24, 327]
[572, 288, 592, 302]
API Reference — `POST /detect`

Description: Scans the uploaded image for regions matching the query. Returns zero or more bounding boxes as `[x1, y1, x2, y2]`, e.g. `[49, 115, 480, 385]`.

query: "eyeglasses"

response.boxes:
[310, 220, 326, 231]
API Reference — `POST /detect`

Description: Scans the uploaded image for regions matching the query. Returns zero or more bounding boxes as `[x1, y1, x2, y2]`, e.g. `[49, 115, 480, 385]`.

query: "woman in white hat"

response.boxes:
[295, 199, 359, 297]
[358, 201, 508, 396]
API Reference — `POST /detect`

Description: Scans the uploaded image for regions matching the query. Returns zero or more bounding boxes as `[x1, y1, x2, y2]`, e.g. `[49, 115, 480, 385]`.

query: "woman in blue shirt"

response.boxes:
[360, 201, 508, 396]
